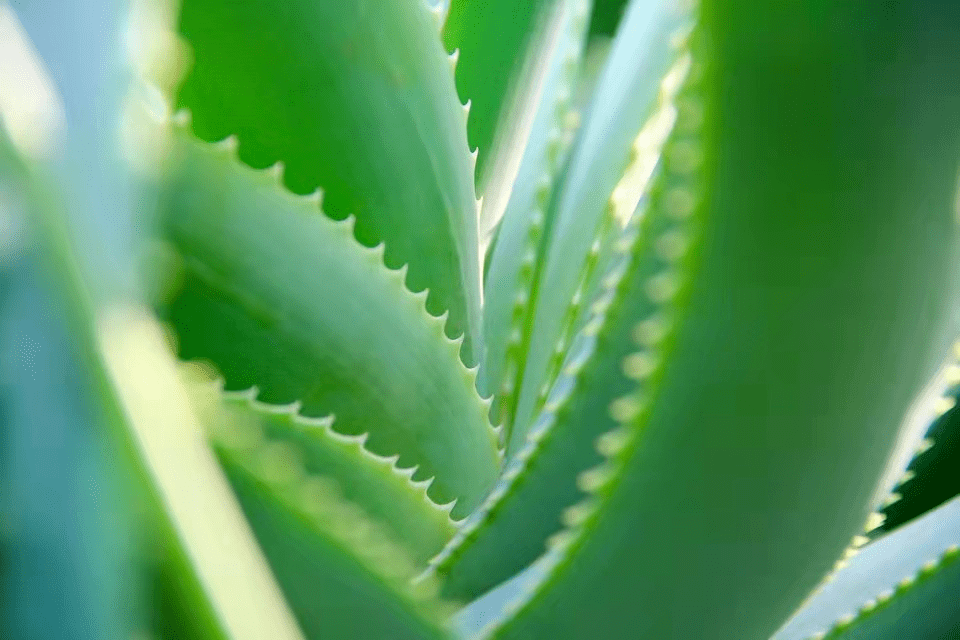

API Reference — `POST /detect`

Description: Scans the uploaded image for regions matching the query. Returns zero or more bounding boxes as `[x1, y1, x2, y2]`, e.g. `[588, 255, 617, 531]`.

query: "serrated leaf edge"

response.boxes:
[808, 545, 960, 639]
[214, 424, 460, 623]
[477, 29, 708, 640]
[426, 27, 699, 597]
[162, 117, 502, 469]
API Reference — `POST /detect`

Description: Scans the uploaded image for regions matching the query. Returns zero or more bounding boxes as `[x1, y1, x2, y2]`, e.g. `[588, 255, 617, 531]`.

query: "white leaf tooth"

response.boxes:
[264, 160, 285, 183]
[412, 475, 436, 492]
[448, 48, 460, 69]
[469, 146, 479, 175]
[395, 464, 419, 480]
[915, 437, 935, 456]
[223, 384, 260, 403]
[438, 497, 459, 516]
[864, 511, 886, 533]
[213, 133, 239, 154]
[428, 1, 446, 28]
[881, 492, 902, 508]
[394, 262, 410, 284]
[171, 108, 192, 128]
[301, 188, 324, 207]
[434, 308, 450, 325]
[340, 214, 358, 236]
[462, 98, 472, 119]
[293, 413, 335, 429]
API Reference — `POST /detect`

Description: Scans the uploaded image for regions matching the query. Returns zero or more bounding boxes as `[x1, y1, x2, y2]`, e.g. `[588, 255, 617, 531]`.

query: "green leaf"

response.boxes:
[432, 168, 658, 601]
[177, 0, 482, 365]
[773, 496, 960, 640]
[479, 0, 591, 419]
[504, 0, 692, 454]
[880, 376, 960, 534]
[184, 371, 459, 565]
[488, 2, 960, 638]
[443, 0, 559, 188]
[155, 133, 500, 517]
[214, 433, 455, 640]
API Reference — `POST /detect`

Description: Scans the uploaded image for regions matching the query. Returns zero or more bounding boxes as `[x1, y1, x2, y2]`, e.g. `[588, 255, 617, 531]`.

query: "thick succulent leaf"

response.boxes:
[489, 3, 960, 639]
[184, 373, 459, 564]
[814, 552, 960, 639]
[475, 0, 592, 259]
[155, 133, 499, 516]
[774, 496, 960, 640]
[432, 176, 653, 600]
[880, 382, 960, 534]
[177, 0, 482, 364]
[479, 0, 590, 416]
[443, 0, 558, 190]
[505, 0, 692, 453]
[214, 433, 454, 640]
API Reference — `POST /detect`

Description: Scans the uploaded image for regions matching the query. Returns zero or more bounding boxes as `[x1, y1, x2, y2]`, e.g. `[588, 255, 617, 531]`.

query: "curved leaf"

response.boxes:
[443, 0, 558, 190]
[480, 0, 591, 419]
[185, 373, 459, 565]
[489, 3, 960, 639]
[177, 0, 482, 364]
[214, 431, 454, 640]
[155, 133, 500, 516]
[773, 496, 960, 640]
[505, 0, 692, 453]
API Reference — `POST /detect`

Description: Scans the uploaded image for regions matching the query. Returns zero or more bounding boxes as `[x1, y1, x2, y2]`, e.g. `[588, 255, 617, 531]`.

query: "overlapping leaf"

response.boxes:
[485, 2, 960, 638]
[177, 0, 483, 364]
[155, 133, 500, 516]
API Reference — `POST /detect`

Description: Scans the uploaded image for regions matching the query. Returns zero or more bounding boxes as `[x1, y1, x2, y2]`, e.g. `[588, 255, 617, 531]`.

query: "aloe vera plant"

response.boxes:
[3, 0, 960, 638]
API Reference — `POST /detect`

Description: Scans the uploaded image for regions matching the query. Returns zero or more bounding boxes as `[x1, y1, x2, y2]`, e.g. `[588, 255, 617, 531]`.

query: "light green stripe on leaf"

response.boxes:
[505, 0, 692, 454]
[155, 133, 499, 517]
[214, 436, 454, 640]
[491, 2, 960, 638]
[433, 169, 667, 601]
[773, 495, 960, 640]
[177, 0, 482, 364]
[443, 0, 558, 190]
[480, 0, 591, 421]
[184, 372, 459, 565]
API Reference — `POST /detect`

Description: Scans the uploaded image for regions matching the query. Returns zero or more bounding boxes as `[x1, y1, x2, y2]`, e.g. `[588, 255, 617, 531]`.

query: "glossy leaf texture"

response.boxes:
[153, 133, 500, 516]
[773, 495, 960, 640]
[431, 51, 692, 598]
[443, 0, 557, 188]
[479, 0, 590, 418]
[504, 0, 692, 454]
[184, 373, 459, 564]
[214, 433, 454, 640]
[489, 2, 960, 639]
[177, 0, 482, 364]
[880, 383, 960, 534]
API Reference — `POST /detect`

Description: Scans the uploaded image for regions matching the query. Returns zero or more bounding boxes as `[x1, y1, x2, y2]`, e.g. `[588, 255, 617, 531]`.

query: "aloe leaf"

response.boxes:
[155, 133, 500, 516]
[773, 496, 960, 640]
[819, 552, 960, 639]
[214, 432, 455, 640]
[431, 170, 658, 600]
[880, 381, 960, 534]
[488, 2, 960, 639]
[443, 0, 560, 190]
[479, 0, 590, 417]
[183, 373, 459, 564]
[177, 0, 482, 365]
[476, 0, 591, 260]
[505, 0, 692, 453]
